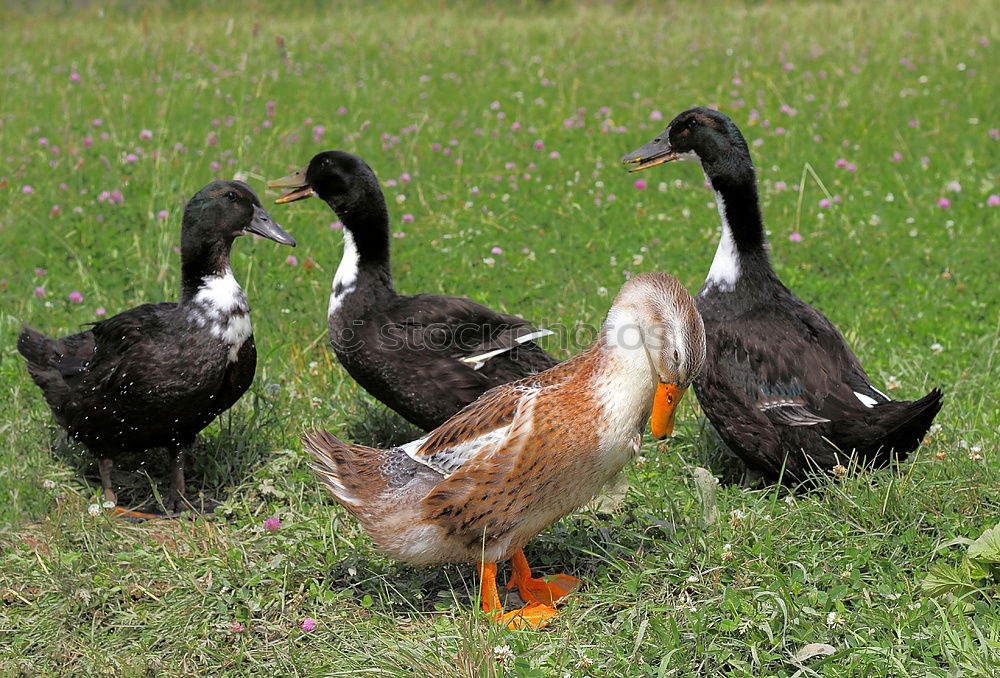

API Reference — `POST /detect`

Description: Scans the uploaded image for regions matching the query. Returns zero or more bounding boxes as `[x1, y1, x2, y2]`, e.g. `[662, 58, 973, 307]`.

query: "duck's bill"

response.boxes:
[267, 166, 314, 204]
[650, 382, 685, 440]
[247, 204, 296, 246]
[621, 142, 679, 173]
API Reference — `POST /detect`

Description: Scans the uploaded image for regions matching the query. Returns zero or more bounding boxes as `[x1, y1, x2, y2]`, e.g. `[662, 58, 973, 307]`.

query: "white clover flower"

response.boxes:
[102, 500, 116, 509]
[87, 504, 101, 517]
[930, 343, 943, 353]
[493, 644, 514, 664]
[42, 479, 56, 490]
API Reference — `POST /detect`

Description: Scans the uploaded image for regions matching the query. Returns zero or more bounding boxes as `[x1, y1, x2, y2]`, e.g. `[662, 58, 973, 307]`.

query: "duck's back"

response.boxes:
[329, 290, 558, 431]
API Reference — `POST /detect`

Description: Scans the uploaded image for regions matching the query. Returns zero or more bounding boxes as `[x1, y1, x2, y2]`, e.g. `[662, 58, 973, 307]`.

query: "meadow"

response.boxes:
[0, 1, 998, 675]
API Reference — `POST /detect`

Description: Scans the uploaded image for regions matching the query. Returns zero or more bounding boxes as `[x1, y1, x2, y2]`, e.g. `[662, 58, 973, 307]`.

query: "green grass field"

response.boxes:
[1, 1, 998, 675]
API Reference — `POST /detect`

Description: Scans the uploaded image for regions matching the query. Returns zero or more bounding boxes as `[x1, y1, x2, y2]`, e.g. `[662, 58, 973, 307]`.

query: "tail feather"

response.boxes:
[870, 388, 944, 457]
[17, 325, 75, 416]
[303, 428, 386, 514]
[17, 325, 58, 368]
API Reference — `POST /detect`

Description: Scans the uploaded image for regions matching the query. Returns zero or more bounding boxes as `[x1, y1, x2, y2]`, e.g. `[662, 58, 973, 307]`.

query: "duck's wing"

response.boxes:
[84, 303, 180, 387]
[89, 304, 175, 356]
[704, 300, 885, 427]
[401, 380, 543, 477]
[390, 293, 555, 367]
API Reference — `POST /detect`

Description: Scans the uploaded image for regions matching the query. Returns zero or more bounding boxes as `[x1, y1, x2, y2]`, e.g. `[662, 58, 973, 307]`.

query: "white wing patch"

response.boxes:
[408, 425, 513, 477]
[402, 387, 540, 477]
[459, 328, 554, 370]
[854, 391, 878, 408]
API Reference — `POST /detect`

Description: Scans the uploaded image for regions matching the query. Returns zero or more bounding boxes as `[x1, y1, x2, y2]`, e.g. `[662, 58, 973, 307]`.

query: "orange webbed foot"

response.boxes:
[508, 549, 579, 606]
[479, 560, 562, 631]
[498, 602, 559, 630]
[111, 506, 168, 522]
[511, 573, 580, 607]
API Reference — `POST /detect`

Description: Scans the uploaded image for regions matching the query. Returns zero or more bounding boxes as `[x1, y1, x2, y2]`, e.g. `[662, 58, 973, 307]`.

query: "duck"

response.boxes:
[622, 106, 943, 485]
[267, 151, 559, 432]
[304, 272, 706, 629]
[17, 180, 296, 513]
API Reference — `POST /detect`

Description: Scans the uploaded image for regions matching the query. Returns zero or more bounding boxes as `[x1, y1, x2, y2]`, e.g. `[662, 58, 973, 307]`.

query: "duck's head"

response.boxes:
[621, 107, 752, 185]
[183, 180, 296, 247]
[606, 272, 706, 439]
[268, 151, 383, 220]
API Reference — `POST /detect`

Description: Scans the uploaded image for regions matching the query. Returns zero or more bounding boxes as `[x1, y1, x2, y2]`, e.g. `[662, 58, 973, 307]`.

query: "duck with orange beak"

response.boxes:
[304, 272, 705, 630]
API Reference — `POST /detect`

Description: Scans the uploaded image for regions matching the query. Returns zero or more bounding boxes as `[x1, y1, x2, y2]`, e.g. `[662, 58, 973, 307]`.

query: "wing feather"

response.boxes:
[402, 383, 540, 477]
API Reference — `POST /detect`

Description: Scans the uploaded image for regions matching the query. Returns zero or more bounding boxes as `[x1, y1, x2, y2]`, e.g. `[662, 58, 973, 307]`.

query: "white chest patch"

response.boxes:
[190, 269, 252, 362]
[328, 231, 360, 319]
[703, 190, 741, 293]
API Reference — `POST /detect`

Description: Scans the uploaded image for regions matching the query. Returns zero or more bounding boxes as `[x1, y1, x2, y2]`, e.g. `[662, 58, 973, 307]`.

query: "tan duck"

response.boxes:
[304, 272, 706, 629]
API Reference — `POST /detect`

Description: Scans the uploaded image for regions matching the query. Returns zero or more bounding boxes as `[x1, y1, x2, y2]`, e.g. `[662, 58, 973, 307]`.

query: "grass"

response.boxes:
[1, 1, 998, 675]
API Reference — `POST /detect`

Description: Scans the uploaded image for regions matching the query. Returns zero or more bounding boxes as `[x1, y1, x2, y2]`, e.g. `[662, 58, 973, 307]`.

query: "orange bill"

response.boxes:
[650, 382, 685, 440]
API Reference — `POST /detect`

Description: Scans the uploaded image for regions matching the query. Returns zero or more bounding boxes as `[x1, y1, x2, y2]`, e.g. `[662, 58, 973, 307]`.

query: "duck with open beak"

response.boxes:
[267, 164, 315, 204]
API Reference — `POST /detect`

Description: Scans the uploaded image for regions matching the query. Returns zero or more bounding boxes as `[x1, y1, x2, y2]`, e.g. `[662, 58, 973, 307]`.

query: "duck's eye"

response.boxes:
[226, 191, 238, 203]
[673, 349, 680, 361]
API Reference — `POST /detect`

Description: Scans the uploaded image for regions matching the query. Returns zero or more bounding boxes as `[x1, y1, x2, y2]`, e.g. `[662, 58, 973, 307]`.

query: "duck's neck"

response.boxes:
[327, 198, 395, 319]
[180, 238, 235, 304]
[179, 241, 252, 362]
[703, 170, 773, 293]
[592, 308, 659, 445]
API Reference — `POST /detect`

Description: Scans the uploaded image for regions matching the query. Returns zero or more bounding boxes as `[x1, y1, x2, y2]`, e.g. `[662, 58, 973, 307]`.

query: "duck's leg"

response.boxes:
[507, 549, 579, 606]
[167, 447, 187, 512]
[478, 561, 557, 630]
[100, 456, 161, 521]
[98, 457, 117, 505]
